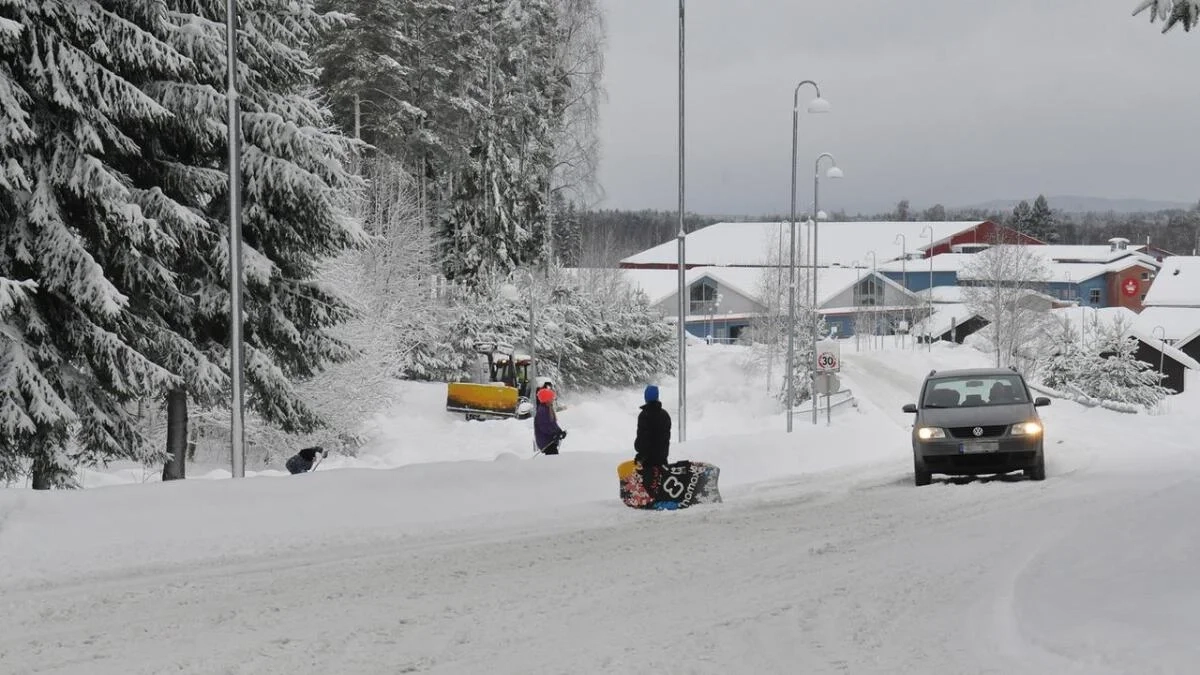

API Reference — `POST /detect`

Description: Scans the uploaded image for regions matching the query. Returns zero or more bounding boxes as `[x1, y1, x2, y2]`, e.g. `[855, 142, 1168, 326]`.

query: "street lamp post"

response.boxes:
[921, 225, 934, 351]
[226, 0, 246, 478]
[785, 80, 830, 432]
[1153, 325, 1166, 376]
[850, 259, 861, 351]
[895, 233, 907, 349]
[810, 153, 841, 425]
[865, 251, 877, 350]
[676, 0, 687, 442]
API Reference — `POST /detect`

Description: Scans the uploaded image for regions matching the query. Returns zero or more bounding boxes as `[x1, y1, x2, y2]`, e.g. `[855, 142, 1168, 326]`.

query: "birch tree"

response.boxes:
[960, 245, 1052, 369]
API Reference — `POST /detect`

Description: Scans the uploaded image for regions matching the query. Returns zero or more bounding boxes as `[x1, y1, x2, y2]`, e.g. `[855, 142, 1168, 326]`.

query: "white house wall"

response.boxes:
[823, 275, 920, 309]
[651, 279, 766, 317]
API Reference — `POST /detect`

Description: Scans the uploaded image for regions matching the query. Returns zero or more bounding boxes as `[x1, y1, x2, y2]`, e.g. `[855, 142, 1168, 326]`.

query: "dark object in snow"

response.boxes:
[286, 446, 324, 474]
[618, 459, 721, 510]
[534, 387, 565, 454]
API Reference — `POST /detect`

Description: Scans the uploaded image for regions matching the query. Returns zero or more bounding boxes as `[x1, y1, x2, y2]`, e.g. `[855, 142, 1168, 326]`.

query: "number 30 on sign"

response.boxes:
[815, 340, 840, 372]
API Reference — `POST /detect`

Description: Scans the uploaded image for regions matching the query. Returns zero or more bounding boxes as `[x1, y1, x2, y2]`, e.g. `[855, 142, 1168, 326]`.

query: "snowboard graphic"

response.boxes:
[617, 459, 722, 510]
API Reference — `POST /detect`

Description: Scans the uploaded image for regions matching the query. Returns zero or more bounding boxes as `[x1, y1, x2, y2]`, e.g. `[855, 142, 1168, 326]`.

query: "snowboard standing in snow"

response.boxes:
[617, 460, 722, 510]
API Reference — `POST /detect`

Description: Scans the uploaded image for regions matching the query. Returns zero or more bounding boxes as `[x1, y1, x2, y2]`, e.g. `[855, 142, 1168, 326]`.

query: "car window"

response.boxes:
[922, 374, 1029, 408]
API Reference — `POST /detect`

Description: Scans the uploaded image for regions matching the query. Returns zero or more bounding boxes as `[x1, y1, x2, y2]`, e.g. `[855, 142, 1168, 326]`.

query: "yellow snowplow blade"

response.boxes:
[446, 382, 519, 417]
[617, 460, 637, 480]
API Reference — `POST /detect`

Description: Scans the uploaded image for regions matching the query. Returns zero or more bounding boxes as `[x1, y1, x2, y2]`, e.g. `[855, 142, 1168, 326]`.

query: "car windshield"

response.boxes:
[922, 374, 1029, 408]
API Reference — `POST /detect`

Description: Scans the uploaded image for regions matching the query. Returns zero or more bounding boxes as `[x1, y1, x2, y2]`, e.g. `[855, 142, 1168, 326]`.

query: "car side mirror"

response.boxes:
[1034, 397, 1050, 407]
[902, 403, 918, 413]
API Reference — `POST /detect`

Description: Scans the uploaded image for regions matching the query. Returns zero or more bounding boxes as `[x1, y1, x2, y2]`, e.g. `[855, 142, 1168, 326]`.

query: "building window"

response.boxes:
[689, 279, 717, 314]
[1141, 294, 1146, 301]
[1141, 272, 1150, 280]
[1089, 288, 1101, 305]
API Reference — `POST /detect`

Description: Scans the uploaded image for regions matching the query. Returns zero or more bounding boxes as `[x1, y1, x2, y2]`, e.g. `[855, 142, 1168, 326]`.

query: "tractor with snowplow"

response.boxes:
[445, 341, 552, 421]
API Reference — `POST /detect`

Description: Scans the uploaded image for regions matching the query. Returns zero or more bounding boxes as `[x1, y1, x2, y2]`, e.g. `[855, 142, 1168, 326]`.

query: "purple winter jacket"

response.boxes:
[534, 403, 563, 449]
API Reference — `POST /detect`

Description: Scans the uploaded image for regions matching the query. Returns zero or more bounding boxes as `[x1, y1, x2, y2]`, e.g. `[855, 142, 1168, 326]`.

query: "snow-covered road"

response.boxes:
[4, 457, 1198, 673]
[3, 344, 1198, 674]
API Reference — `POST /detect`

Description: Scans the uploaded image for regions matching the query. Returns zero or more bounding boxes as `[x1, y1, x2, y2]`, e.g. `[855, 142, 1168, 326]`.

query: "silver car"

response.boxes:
[902, 367, 1050, 486]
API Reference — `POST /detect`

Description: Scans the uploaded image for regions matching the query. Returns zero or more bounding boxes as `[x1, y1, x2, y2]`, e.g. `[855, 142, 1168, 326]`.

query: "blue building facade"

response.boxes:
[881, 270, 960, 292]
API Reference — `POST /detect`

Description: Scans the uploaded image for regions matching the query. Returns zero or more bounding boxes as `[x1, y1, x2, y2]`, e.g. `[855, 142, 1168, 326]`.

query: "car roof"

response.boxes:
[924, 368, 1026, 380]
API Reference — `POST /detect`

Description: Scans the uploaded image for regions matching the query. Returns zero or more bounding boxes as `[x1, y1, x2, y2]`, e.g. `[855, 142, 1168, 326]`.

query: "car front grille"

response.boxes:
[947, 425, 1008, 439]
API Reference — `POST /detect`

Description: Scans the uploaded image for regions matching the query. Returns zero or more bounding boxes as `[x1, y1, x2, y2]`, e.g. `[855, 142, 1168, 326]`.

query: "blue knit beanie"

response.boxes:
[644, 385, 659, 402]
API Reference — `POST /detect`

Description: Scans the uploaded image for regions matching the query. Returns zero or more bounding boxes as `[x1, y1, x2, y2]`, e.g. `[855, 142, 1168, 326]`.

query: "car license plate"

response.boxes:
[959, 440, 999, 454]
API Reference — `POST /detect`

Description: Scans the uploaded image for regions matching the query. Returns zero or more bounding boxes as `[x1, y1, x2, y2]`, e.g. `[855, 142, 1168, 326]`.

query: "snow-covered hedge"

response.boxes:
[397, 266, 675, 390]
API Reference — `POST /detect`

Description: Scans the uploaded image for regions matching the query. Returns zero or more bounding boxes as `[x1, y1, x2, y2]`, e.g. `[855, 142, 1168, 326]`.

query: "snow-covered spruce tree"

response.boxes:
[779, 308, 828, 408]
[1134, 0, 1200, 32]
[316, 0, 478, 217]
[0, 0, 207, 487]
[1038, 316, 1084, 390]
[440, 0, 563, 281]
[145, 0, 367, 472]
[1075, 319, 1172, 407]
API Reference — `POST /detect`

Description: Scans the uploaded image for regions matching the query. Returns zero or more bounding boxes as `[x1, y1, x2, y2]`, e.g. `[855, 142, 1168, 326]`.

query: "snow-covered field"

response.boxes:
[2, 341, 1198, 673]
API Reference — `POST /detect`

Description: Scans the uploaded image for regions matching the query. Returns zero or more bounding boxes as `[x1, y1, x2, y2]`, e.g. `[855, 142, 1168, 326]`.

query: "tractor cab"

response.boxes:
[446, 341, 542, 420]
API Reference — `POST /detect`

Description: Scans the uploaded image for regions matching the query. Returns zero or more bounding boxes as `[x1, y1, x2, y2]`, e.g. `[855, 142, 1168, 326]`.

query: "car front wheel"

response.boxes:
[914, 458, 932, 486]
[1025, 455, 1046, 481]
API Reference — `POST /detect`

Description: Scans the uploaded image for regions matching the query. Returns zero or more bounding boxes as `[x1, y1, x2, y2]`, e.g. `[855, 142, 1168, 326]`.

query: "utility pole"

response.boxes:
[226, 0, 245, 478]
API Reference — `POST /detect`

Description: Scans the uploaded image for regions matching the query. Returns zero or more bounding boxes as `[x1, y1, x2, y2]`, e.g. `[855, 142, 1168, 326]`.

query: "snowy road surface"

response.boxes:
[3, 344, 1199, 673]
[5, 462, 1199, 673]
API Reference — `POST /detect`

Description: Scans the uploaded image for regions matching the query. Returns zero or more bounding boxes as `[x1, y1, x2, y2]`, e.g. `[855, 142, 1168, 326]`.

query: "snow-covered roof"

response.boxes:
[914, 303, 981, 337]
[1143, 257, 1200, 307]
[619, 221, 990, 269]
[1132, 306, 1200, 346]
[878, 252, 976, 274]
[918, 285, 966, 303]
[882, 248, 1157, 283]
[1031, 244, 1150, 264]
[1049, 306, 1200, 370]
[620, 265, 914, 310]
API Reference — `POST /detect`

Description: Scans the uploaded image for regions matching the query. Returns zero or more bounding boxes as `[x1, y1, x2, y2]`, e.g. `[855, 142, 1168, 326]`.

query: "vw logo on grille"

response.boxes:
[972, 426, 984, 437]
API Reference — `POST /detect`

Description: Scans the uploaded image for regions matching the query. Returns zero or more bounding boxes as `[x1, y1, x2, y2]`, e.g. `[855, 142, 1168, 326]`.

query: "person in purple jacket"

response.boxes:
[534, 387, 566, 454]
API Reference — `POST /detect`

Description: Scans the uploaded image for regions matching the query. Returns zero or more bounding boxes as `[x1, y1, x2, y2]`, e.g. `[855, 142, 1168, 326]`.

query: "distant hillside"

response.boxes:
[960, 195, 1194, 214]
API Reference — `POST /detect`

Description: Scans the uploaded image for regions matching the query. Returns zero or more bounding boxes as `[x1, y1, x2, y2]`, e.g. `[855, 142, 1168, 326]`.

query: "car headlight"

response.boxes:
[916, 427, 946, 440]
[1010, 421, 1042, 436]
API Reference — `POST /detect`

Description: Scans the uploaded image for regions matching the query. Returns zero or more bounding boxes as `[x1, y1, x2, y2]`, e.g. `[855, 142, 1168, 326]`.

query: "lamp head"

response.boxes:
[807, 96, 831, 114]
[826, 166, 844, 179]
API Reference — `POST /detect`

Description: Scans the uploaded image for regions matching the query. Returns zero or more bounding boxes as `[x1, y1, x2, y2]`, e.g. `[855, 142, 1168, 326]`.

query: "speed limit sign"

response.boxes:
[815, 340, 841, 372]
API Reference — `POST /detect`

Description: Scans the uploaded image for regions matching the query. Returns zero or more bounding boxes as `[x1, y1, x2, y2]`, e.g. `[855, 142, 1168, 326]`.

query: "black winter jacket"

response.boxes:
[634, 400, 671, 466]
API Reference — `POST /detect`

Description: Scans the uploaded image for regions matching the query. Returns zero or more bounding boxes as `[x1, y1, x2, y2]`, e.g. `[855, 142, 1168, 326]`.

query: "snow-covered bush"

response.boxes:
[398, 265, 675, 390]
[1076, 321, 1173, 407]
[1034, 313, 1172, 409]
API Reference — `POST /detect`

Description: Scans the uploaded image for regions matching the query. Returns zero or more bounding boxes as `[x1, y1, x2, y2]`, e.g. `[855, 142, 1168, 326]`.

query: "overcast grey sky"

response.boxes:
[595, 0, 1198, 216]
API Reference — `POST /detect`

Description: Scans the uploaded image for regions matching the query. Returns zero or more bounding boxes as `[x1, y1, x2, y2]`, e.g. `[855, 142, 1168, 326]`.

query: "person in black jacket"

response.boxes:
[286, 446, 324, 474]
[634, 385, 671, 466]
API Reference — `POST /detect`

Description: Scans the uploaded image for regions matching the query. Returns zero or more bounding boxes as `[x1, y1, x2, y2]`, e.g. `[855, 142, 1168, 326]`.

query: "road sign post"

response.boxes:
[814, 340, 840, 425]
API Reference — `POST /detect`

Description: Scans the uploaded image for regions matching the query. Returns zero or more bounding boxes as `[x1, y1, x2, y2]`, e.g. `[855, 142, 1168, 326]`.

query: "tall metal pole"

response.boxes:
[676, 0, 687, 442]
[226, 0, 245, 479]
[812, 152, 836, 424]
[922, 225, 934, 352]
[785, 80, 821, 432]
[528, 271, 536, 384]
[896, 233, 908, 349]
[785, 102, 799, 431]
